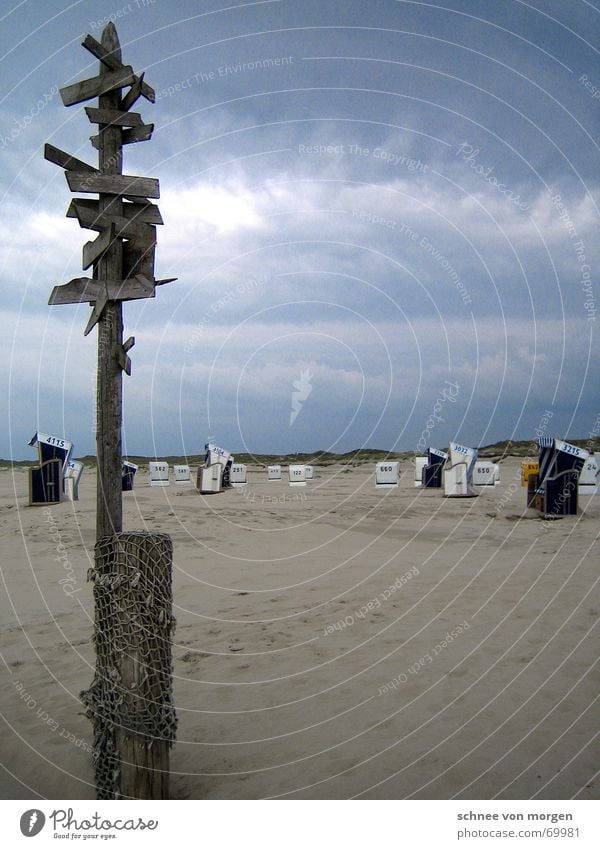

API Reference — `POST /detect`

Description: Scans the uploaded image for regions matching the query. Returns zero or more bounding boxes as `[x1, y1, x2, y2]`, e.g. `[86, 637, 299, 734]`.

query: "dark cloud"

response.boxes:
[2, 0, 598, 457]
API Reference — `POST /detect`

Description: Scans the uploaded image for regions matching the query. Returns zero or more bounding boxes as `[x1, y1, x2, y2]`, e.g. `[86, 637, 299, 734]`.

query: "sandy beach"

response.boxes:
[1, 459, 598, 800]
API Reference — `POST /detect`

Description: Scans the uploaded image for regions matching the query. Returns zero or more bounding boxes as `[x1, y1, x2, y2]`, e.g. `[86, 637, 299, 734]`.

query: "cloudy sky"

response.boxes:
[1, 0, 598, 459]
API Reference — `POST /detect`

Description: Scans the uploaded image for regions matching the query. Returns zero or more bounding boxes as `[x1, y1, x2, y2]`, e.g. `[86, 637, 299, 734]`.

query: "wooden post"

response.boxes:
[45, 22, 177, 800]
[113, 533, 174, 800]
[96, 24, 124, 540]
[86, 532, 176, 800]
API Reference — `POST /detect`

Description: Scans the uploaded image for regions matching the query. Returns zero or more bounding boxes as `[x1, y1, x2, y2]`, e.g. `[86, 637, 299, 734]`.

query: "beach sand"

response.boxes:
[1, 460, 597, 800]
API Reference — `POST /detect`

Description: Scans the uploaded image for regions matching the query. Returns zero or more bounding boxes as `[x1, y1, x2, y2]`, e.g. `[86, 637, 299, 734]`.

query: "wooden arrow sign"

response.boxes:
[65, 171, 160, 199]
[49, 273, 156, 306]
[85, 107, 143, 127]
[81, 34, 155, 103]
[82, 223, 116, 270]
[67, 197, 163, 232]
[81, 33, 123, 70]
[67, 201, 148, 239]
[120, 200, 164, 225]
[68, 197, 164, 225]
[122, 124, 154, 145]
[44, 143, 96, 172]
[123, 226, 156, 281]
[118, 336, 135, 375]
[120, 72, 146, 112]
[48, 153, 144, 203]
[79, 278, 176, 334]
[60, 66, 135, 107]
[83, 282, 109, 335]
[90, 123, 154, 149]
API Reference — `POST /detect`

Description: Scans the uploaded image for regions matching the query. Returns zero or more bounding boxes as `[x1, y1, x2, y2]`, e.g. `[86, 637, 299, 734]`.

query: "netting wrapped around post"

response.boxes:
[81, 532, 177, 799]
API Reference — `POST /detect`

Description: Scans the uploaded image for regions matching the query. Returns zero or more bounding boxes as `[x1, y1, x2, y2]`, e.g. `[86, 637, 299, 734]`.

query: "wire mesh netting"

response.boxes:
[81, 532, 177, 798]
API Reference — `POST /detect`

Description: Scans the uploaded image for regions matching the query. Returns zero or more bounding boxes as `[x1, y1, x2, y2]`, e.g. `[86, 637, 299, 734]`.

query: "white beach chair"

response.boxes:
[149, 461, 170, 487]
[443, 442, 478, 497]
[375, 461, 400, 488]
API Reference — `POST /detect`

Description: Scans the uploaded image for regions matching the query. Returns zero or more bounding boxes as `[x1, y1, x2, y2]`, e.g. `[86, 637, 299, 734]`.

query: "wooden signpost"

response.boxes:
[46, 23, 177, 800]
[46, 22, 177, 536]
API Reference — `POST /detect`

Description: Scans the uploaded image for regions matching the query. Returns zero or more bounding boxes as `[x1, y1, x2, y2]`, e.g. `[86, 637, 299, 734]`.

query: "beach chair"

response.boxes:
[422, 448, 448, 488]
[29, 459, 63, 505]
[63, 459, 84, 501]
[520, 461, 539, 487]
[230, 464, 247, 487]
[199, 442, 232, 493]
[375, 461, 400, 488]
[472, 462, 496, 486]
[199, 463, 223, 493]
[443, 442, 479, 497]
[414, 456, 427, 487]
[289, 464, 307, 486]
[578, 454, 599, 497]
[149, 461, 170, 487]
[27, 431, 74, 504]
[267, 464, 282, 481]
[122, 461, 138, 491]
[174, 464, 192, 484]
[533, 437, 588, 516]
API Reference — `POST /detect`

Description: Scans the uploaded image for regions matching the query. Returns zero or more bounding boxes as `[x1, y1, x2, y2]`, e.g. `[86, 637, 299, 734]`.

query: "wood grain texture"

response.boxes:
[48, 275, 156, 306]
[81, 33, 155, 103]
[113, 532, 172, 799]
[66, 171, 160, 199]
[122, 225, 156, 281]
[85, 107, 143, 127]
[120, 72, 146, 111]
[67, 199, 149, 239]
[95, 20, 124, 542]
[60, 66, 135, 107]
[122, 124, 154, 145]
[67, 197, 164, 226]
[82, 224, 115, 270]
[44, 143, 96, 172]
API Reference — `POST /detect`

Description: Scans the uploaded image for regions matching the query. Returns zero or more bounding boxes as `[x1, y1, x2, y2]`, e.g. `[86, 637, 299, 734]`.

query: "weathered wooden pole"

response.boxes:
[91, 531, 176, 800]
[96, 23, 124, 541]
[44, 22, 177, 800]
[113, 532, 174, 800]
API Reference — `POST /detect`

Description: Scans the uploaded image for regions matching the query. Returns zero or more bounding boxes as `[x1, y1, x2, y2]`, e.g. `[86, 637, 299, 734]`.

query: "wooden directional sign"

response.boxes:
[60, 66, 135, 107]
[90, 123, 154, 149]
[65, 171, 160, 199]
[48, 22, 171, 336]
[47, 153, 147, 204]
[122, 124, 154, 145]
[67, 200, 149, 239]
[48, 274, 156, 306]
[45, 20, 177, 509]
[85, 107, 143, 127]
[44, 143, 96, 173]
[83, 283, 110, 336]
[82, 223, 115, 270]
[67, 204, 160, 241]
[67, 197, 164, 227]
[120, 199, 163, 225]
[81, 34, 155, 102]
[122, 225, 156, 281]
[118, 336, 136, 375]
[121, 73, 146, 111]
